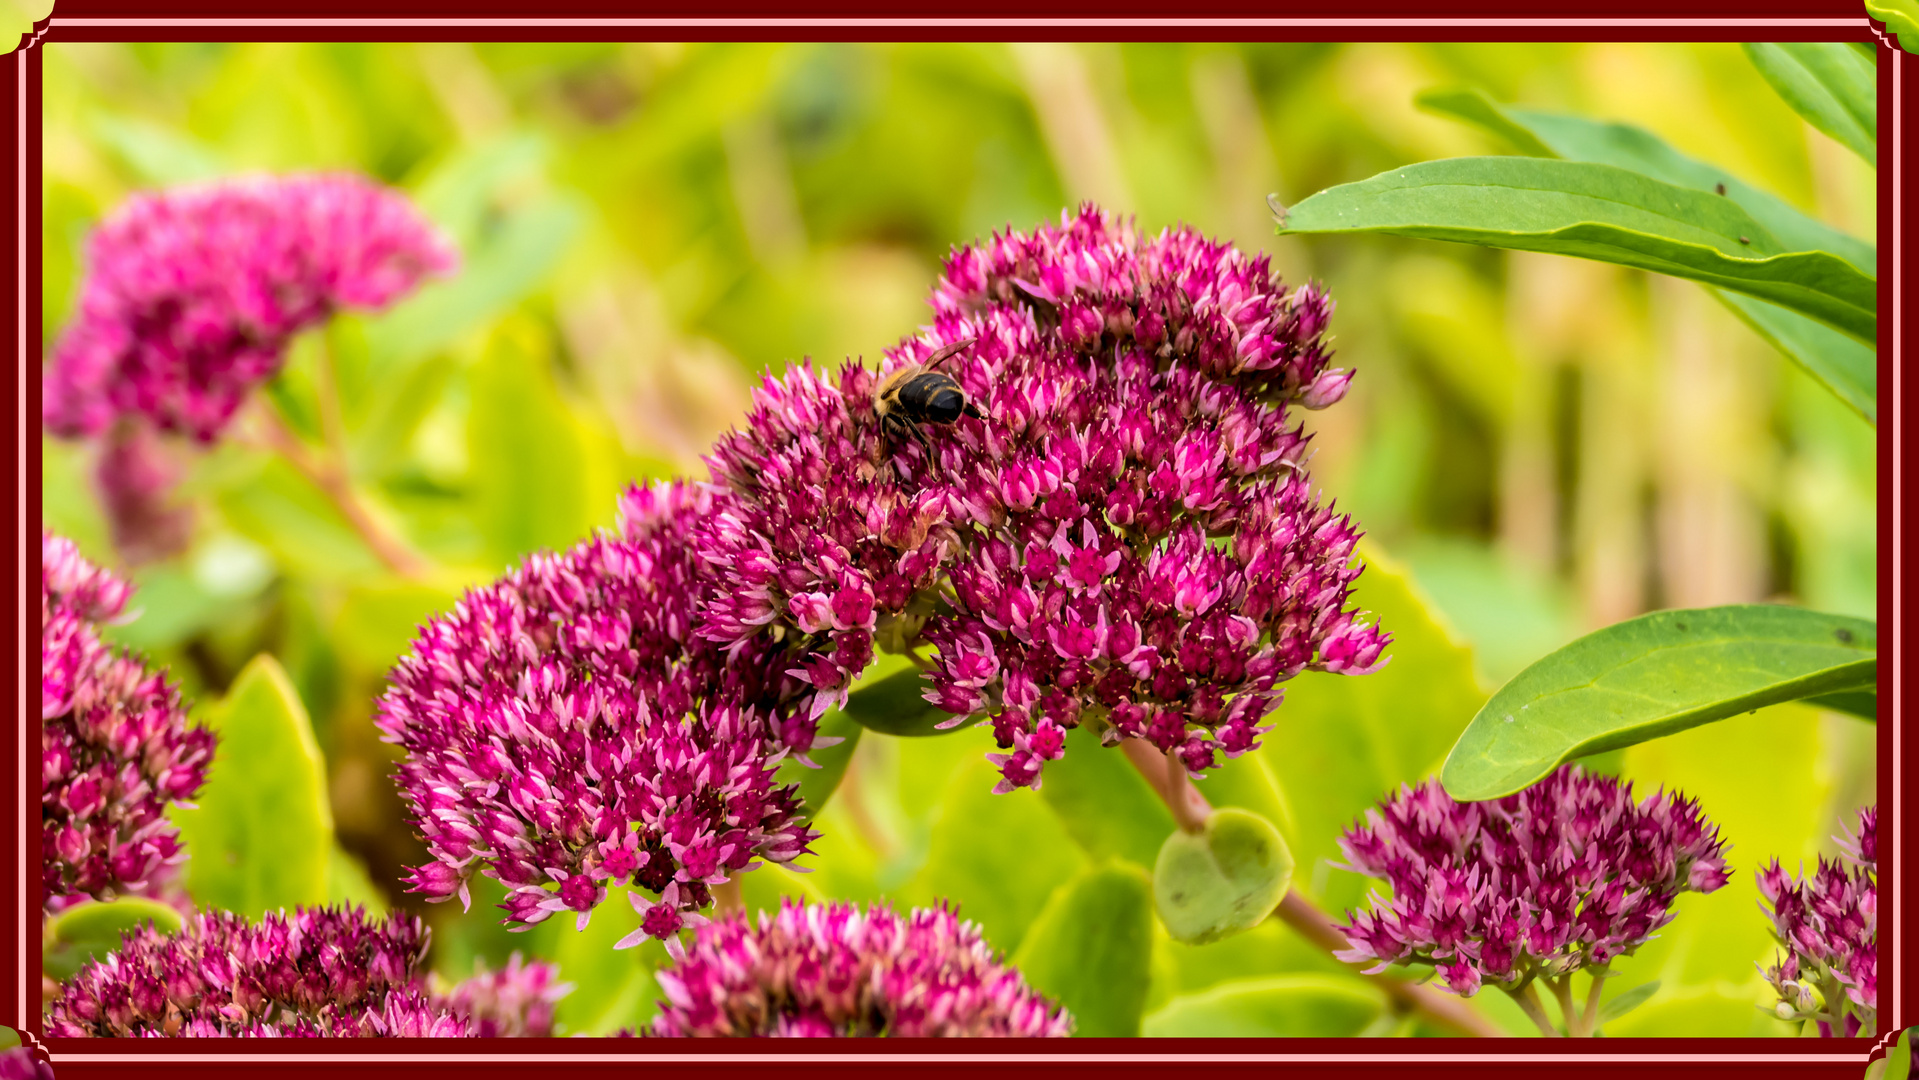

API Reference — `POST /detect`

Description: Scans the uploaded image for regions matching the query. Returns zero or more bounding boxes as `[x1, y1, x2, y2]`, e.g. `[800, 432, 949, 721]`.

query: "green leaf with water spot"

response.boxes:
[1012, 861, 1156, 1037]
[1416, 87, 1876, 423]
[1441, 605, 1876, 801]
[1743, 42, 1876, 165]
[1153, 808, 1292, 946]
[169, 654, 334, 917]
[1274, 157, 1876, 345]
[1142, 974, 1386, 1037]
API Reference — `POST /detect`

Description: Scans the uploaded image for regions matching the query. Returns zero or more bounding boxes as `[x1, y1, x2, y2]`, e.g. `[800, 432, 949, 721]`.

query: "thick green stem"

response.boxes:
[1576, 973, 1607, 1037]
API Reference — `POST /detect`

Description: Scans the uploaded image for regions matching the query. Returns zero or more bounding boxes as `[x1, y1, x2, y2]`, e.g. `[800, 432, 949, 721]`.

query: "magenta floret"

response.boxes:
[649, 899, 1072, 1037]
[1758, 804, 1877, 1037]
[1334, 765, 1729, 997]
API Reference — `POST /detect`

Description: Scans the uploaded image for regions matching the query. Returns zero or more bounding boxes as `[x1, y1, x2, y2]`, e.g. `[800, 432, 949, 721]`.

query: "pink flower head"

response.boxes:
[41, 531, 214, 910]
[45, 904, 478, 1037]
[376, 482, 819, 943]
[1333, 766, 1727, 995]
[697, 205, 1386, 796]
[648, 899, 1072, 1037]
[0, 1048, 53, 1080]
[439, 952, 573, 1037]
[1759, 805, 1877, 1037]
[45, 173, 456, 444]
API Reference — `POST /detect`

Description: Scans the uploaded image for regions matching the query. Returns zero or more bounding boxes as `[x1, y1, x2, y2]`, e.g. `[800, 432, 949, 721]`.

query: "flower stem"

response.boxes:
[1510, 980, 1564, 1037]
[1118, 737, 1209, 834]
[255, 398, 427, 578]
[1118, 741, 1504, 1038]
[1577, 972, 1607, 1037]
[712, 877, 744, 917]
[1549, 974, 1580, 1036]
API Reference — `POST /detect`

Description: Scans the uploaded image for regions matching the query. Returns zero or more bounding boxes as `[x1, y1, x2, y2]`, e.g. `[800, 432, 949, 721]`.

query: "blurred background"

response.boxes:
[38, 41, 1878, 1034]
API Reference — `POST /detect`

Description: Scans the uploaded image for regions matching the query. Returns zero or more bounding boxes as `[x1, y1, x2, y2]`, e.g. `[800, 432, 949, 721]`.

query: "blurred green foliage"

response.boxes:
[40, 41, 1875, 1037]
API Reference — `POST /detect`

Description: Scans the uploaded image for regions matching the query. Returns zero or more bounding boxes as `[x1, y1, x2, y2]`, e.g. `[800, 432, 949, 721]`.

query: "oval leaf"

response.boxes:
[1274, 157, 1875, 345]
[1153, 808, 1293, 946]
[1142, 974, 1385, 1037]
[1597, 979, 1662, 1025]
[1012, 861, 1156, 1037]
[1441, 605, 1876, 801]
[1743, 43, 1876, 166]
[1415, 88, 1875, 422]
[169, 654, 334, 916]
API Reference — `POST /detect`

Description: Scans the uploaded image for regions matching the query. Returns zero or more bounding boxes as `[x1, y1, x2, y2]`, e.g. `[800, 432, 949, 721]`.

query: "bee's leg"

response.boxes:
[909, 421, 937, 471]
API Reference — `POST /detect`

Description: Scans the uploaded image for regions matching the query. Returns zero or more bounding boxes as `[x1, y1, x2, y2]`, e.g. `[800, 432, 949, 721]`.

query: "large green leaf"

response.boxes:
[169, 654, 334, 916]
[1441, 605, 1876, 801]
[44, 897, 184, 981]
[903, 758, 1086, 956]
[1037, 725, 1176, 870]
[1012, 861, 1156, 1037]
[1743, 43, 1876, 166]
[1416, 88, 1876, 422]
[1142, 974, 1386, 1037]
[1415, 87, 1874, 272]
[1274, 157, 1876, 345]
[1712, 286, 1875, 424]
[466, 325, 598, 566]
[1258, 543, 1485, 915]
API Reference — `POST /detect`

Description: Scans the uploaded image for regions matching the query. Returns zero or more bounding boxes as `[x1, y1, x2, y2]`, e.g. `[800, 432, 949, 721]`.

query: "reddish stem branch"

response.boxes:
[1118, 737, 1504, 1039]
[1118, 738, 1210, 834]
[255, 403, 427, 578]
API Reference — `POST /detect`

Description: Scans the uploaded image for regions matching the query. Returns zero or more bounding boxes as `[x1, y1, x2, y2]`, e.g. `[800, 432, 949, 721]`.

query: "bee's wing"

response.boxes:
[922, 337, 977, 371]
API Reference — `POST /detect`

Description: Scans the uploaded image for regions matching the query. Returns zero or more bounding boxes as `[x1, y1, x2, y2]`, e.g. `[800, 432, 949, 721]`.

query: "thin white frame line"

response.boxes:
[46, 16, 1871, 27]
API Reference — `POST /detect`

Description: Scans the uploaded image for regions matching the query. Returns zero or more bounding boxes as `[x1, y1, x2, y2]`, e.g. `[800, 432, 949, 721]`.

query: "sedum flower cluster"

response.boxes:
[699, 206, 1386, 795]
[0, 1048, 52, 1080]
[647, 899, 1071, 1037]
[376, 483, 819, 938]
[1334, 765, 1728, 997]
[42, 173, 455, 562]
[44, 173, 456, 444]
[1758, 805, 1876, 1037]
[41, 531, 214, 910]
[47, 905, 567, 1038]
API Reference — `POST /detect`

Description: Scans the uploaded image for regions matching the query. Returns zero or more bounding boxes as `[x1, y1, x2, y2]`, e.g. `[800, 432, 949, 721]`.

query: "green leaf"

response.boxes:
[1142, 974, 1386, 1037]
[332, 580, 464, 677]
[1274, 157, 1876, 345]
[1711, 286, 1875, 424]
[213, 454, 387, 582]
[325, 844, 389, 916]
[777, 707, 863, 819]
[1415, 87, 1876, 423]
[1805, 689, 1875, 721]
[542, 884, 664, 1036]
[1012, 861, 1156, 1037]
[1743, 43, 1876, 166]
[1257, 542, 1485, 913]
[1037, 726, 1176, 870]
[1441, 605, 1876, 801]
[1415, 87, 1874, 272]
[1867, 0, 1919, 55]
[45, 897, 184, 981]
[169, 654, 334, 917]
[1598, 979, 1661, 1024]
[1153, 808, 1293, 946]
[905, 758, 1087, 956]
[466, 325, 598, 566]
[840, 665, 976, 737]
